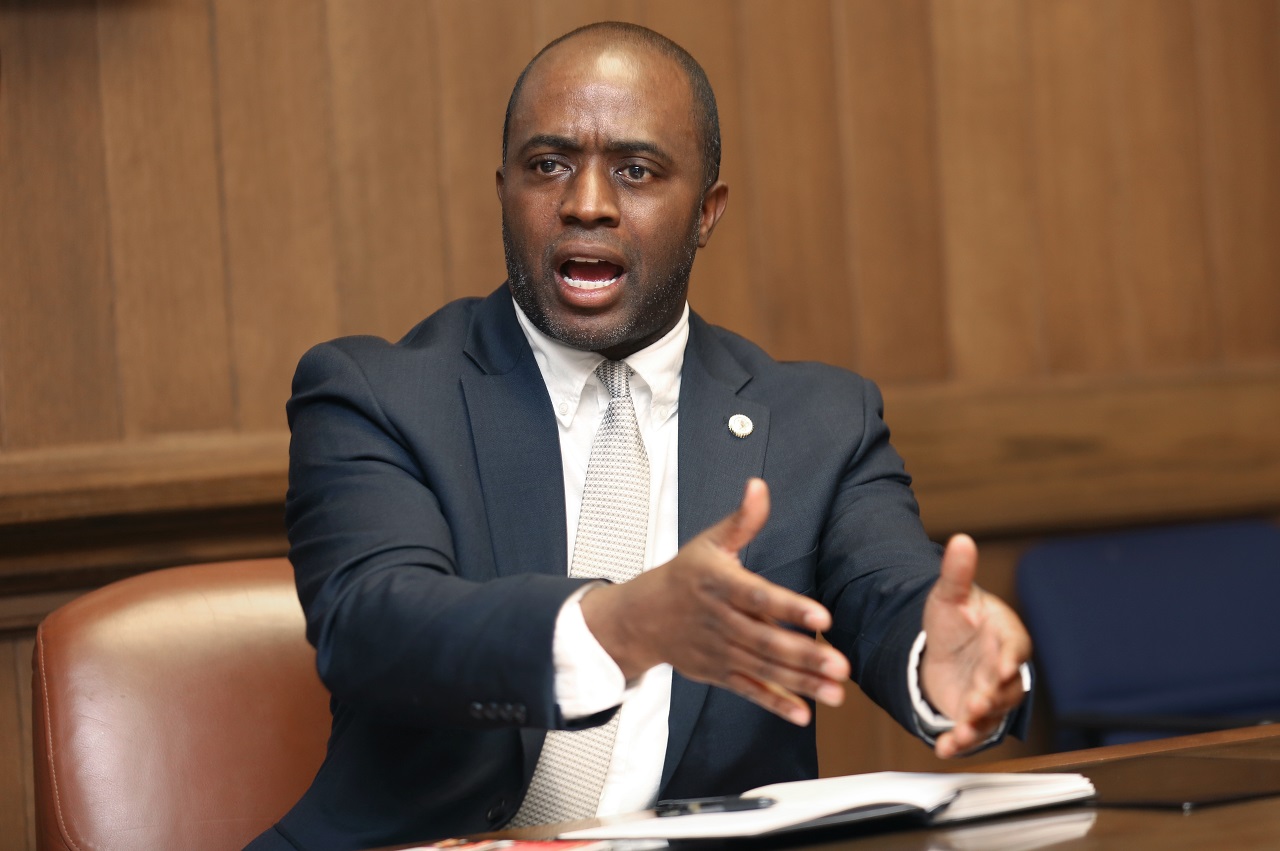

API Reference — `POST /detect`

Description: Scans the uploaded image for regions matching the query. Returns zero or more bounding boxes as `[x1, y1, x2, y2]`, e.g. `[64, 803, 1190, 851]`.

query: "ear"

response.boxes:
[495, 167, 505, 203]
[696, 181, 729, 248]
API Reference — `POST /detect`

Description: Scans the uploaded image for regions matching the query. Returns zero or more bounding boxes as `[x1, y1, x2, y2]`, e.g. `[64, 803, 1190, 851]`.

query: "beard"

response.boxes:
[502, 208, 702, 355]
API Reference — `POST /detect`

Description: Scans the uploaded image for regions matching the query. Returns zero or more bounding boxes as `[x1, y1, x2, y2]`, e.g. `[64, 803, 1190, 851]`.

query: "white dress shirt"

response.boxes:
[511, 298, 1023, 818]
[514, 300, 685, 816]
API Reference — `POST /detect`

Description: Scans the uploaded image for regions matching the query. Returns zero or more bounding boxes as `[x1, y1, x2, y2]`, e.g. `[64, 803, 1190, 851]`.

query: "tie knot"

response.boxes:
[595, 360, 633, 400]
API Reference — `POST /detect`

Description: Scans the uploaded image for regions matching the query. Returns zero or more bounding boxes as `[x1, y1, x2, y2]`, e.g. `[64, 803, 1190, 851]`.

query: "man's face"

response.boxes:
[498, 41, 727, 359]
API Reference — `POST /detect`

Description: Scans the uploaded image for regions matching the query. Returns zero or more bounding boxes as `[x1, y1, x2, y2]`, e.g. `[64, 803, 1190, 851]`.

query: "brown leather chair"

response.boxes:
[32, 559, 331, 851]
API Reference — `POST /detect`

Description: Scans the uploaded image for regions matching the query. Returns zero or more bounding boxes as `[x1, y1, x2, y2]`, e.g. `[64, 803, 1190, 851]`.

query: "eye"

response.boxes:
[533, 158, 566, 175]
[620, 163, 652, 182]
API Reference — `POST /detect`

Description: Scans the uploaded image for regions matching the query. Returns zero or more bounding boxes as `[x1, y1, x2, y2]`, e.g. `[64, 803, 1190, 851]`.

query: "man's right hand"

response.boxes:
[579, 478, 850, 725]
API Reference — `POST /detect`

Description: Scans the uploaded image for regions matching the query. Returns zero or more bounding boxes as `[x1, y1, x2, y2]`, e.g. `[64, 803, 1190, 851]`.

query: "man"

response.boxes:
[249, 22, 1030, 851]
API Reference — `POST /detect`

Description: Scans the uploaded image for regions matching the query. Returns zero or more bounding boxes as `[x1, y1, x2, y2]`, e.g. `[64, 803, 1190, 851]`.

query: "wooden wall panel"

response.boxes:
[1029, 0, 1129, 375]
[0, 635, 30, 845]
[932, 0, 1045, 382]
[738, 0, 854, 366]
[0, 7, 122, 450]
[212, 0, 341, 430]
[97, 2, 236, 437]
[532, 0, 643, 45]
[14, 635, 34, 851]
[1194, 0, 1280, 364]
[432, 0, 535, 301]
[1107, 0, 1218, 372]
[642, 0, 764, 344]
[888, 370, 1280, 538]
[832, 0, 949, 383]
[325, 0, 450, 340]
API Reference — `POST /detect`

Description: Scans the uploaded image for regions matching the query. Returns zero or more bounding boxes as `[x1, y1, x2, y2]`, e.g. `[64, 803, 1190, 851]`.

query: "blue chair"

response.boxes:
[1016, 520, 1280, 751]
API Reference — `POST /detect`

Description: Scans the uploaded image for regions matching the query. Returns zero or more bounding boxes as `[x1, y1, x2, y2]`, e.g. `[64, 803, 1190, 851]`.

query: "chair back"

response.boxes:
[33, 559, 331, 851]
[1017, 520, 1280, 749]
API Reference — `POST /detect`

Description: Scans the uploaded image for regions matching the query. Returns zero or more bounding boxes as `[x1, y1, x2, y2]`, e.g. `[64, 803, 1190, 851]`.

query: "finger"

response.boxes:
[937, 708, 1007, 758]
[703, 478, 770, 556]
[961, 632, 1026, 720]
[982, 671, 1029, 717]
[938, 717, 1000, 759]
[934, 730, 963, 760]
[718, 604, 850, 681]
[719, 634, 848, 707]
[933, 533, 979, 605]
[721, 565, 834, 633]
[724, 672, 812, 726]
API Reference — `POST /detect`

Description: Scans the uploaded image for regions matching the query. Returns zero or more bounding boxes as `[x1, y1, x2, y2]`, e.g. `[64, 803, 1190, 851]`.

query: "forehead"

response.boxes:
[510, 41, 699, 154]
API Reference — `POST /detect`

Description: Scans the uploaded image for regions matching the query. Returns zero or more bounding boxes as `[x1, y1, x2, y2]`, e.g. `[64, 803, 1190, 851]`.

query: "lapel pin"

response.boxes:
[728, 414, 754, 439]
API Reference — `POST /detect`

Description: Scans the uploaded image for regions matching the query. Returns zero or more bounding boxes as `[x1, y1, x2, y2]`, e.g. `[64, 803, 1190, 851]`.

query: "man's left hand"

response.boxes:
[920, 534, 1032, 759]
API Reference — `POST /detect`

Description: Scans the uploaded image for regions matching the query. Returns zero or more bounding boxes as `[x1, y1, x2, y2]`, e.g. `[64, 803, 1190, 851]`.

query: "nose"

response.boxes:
[559, 164, 619, 227]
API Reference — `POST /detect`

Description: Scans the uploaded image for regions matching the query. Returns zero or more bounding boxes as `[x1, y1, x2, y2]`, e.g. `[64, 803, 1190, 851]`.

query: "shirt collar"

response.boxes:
[512, 297, 689, 427]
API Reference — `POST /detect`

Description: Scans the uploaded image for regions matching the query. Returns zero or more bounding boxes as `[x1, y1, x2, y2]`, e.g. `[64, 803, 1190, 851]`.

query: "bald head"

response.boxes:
[502, 22, 721, 191]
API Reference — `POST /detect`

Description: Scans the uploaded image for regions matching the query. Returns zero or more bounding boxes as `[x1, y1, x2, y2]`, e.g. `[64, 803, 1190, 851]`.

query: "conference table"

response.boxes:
[384, 724, 1280, 850]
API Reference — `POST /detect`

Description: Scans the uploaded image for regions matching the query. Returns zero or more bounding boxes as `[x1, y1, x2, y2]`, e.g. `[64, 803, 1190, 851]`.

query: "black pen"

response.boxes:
[654, 795, 777, 817]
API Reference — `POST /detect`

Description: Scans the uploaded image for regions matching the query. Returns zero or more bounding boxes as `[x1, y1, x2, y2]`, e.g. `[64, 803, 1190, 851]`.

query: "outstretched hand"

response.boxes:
[920, 534, 1032, 758]
[579, 478, 850, 726]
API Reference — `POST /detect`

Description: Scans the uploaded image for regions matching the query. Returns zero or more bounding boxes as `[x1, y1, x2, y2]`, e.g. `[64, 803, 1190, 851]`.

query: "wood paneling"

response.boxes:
[532, 0, 642, 45]
[97, 3, 236, 437]
[1029, 0, 1128, 375]
[932, 0, 1045, 382]
[888, 370, 1280, 537]
[326, 0, 450, 339]
[1, 0, 1276, 465]
[1194, 0, 1280, 364]
[0, 432, 287, 526]
[738, 0, 854, 366]
[833, 0, 949, 383]
[14, 635, 35, 851]
[0, 5, 121, 450]
[1108, 0, 1218, 372]
[212, 0, 341, 430]
[643, 0, 763, 344]
[0, 635, 30, 844]
[432, 0, 536, 300]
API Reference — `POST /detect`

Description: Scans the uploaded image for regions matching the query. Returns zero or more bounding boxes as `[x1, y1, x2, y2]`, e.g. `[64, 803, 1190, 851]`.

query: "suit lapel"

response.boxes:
[662, 315, 770, 793]
[460, 288, 567, 581]
[461, 288, 567, 785]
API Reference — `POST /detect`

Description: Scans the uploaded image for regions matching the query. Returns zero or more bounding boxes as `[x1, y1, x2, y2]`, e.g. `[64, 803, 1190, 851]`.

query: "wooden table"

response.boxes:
[782, 724, 1280, 850]
[384, 725, 1280, 850]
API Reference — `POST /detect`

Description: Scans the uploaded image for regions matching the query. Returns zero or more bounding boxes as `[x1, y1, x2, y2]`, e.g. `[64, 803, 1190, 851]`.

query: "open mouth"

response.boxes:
[559, 257, 625, 290]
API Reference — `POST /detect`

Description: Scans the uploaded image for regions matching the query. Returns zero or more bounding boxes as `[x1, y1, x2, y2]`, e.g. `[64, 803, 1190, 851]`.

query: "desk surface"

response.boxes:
[385, 725, 1280, 851]
[786, 724, 1280, 851]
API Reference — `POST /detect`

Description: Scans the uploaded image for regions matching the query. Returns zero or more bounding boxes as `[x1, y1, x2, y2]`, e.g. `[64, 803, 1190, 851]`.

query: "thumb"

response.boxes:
[704, 478, 770, 555]
[934, 533, 979, 604]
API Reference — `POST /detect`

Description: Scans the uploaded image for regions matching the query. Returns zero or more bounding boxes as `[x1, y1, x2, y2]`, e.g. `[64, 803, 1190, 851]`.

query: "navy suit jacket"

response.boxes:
[256, 286, 954, 851]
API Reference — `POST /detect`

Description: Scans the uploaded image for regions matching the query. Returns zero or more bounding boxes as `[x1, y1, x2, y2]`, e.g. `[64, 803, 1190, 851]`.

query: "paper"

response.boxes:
[561, 772, 1095, 841]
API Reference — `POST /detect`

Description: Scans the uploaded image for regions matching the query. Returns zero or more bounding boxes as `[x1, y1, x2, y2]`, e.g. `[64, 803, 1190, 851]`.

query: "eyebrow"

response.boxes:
[517, 134, 672, 163]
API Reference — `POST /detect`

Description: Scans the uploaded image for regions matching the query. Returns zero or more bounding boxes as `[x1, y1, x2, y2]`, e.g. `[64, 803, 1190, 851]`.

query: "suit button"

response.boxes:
[468, 702, 484, 719]
[483, 703, 500, 720]
[486, 798, 508, 823]
[513, 705, 527, 724]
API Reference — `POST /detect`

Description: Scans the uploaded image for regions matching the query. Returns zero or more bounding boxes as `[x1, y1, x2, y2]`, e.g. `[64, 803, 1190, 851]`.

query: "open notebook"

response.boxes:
[561, 771, 1096, 841]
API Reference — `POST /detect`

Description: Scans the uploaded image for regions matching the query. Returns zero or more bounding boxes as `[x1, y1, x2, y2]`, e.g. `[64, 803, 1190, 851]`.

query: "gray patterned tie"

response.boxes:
[509, 360, 651, 827]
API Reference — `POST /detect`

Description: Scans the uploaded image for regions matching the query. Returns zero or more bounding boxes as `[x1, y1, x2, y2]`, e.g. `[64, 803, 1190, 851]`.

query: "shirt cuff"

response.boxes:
[552, 583, 629, 720]
[907, 630, 1032, 745]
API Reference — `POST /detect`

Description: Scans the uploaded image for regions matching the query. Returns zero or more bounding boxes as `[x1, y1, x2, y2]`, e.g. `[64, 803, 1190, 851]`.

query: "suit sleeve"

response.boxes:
[285, 341, 607, 731]
[815, 377, 1031, 744]
[814, 377, 943, 738]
